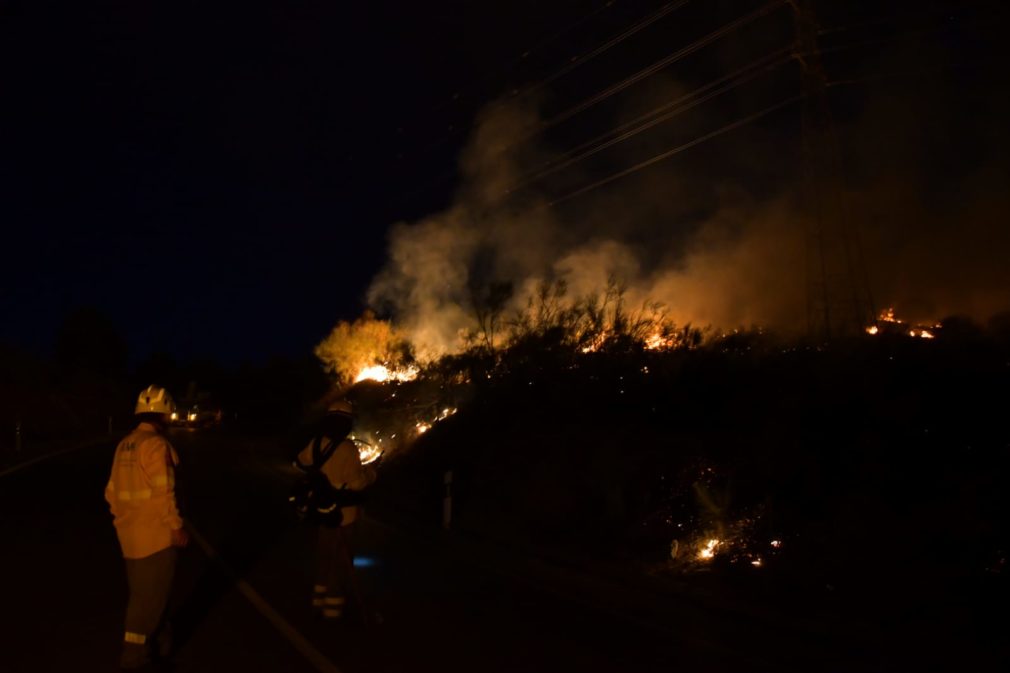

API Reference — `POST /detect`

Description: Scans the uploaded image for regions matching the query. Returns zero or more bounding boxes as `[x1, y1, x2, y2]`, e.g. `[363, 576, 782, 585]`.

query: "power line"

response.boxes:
[388, 0, 697, 205]
[506, 26, 963, 199]
[505, 44, 796, 195]
[413, 1, 692, 159]
[431, 0, 622, 114]
[546, 93, 804, 207]
[413, 0, 783, 167]
[498, 0, 693, 106]
[392, 46, 794, 211]
[507, 17, 971, 199]
[533, 0, 788, 136]
[392, 1, 789, 211]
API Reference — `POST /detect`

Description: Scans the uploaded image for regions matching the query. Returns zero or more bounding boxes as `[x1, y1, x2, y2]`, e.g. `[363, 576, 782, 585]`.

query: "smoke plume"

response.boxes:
[367, 75, 1009, 357]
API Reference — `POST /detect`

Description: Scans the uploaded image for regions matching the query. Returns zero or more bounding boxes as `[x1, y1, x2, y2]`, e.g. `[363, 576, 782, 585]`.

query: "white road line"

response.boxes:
[185, 523, 343, 673]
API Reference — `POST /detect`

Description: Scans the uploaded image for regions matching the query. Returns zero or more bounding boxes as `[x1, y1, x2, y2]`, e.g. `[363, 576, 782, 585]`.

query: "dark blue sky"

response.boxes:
[1, 0, 1002, 362]
[0, 0, 519, 361]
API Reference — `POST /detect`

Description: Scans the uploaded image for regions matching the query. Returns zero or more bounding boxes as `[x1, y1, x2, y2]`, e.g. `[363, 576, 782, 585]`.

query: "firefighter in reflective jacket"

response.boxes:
[296, 399, 376, 620]
[106, 385, 189, 670]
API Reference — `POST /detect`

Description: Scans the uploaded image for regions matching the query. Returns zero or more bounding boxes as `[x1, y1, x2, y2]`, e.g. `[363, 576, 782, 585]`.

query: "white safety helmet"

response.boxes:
[135, 385, 177, 415]
[327, 399, 354, 418]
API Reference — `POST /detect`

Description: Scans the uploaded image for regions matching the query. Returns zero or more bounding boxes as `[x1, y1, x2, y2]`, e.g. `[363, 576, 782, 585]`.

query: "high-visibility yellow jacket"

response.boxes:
[297, 437, 376, 525]
[105, 422, 183, 559]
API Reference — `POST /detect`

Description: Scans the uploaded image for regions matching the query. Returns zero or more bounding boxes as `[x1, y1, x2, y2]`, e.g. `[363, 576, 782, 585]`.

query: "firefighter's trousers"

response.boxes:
[314, 524, 355, 617]
[121, 547, 177, 668]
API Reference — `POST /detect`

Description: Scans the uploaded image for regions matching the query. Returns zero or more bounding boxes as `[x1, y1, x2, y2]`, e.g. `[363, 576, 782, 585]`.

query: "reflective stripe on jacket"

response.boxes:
[297, 438, 375, 525]
[106, 423, 183, 559]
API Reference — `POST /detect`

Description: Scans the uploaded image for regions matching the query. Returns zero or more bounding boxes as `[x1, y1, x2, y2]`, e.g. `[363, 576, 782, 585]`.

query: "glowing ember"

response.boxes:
[867, 308, 940, 339]
[879, 307, 900, 324]
[351, 437, 383, 465]
[354, 364, 418, 384]
[697, 538, 721, 561]
[407, 407, 458, 438]
[580, 333, 607, 354]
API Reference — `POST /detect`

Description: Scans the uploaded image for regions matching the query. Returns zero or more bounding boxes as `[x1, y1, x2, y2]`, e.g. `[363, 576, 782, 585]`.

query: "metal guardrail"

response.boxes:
[0, 436, 110, 479]
[1, 415, 118, 473]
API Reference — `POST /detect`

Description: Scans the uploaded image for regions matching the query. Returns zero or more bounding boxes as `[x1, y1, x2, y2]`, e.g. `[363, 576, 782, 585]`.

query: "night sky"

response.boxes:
[2, 0, 1004, 363]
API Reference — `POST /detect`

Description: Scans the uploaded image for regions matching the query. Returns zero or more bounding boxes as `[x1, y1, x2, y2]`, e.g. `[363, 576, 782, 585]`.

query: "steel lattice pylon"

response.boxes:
[792, 0, 876, 339]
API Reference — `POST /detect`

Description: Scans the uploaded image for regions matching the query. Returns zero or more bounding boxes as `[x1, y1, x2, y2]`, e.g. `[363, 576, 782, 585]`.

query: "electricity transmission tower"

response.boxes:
[791, 0, 876, 339]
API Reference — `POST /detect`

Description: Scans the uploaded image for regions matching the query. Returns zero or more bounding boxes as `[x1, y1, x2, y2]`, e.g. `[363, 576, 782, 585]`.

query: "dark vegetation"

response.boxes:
[364, 303, 1010, 634]
[0, 307, 328, 460]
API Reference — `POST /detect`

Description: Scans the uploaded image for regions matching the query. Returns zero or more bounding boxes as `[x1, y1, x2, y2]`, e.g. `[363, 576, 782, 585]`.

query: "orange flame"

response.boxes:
[354, 364, 418, 384]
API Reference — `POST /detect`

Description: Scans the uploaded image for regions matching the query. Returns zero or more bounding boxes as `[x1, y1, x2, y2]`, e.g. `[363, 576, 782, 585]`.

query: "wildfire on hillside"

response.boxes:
[581, 328, 687, 354]
[346, 357, 460, 462]
[866, 307, 941, 339]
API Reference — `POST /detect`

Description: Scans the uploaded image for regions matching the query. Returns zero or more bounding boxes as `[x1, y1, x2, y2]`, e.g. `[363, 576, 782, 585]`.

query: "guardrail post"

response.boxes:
[442, 470, 453, 530]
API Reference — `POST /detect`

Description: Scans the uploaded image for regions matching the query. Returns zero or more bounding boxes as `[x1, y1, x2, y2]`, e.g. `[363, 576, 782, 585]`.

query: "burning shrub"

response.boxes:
[505, 278, 689, 354]
[315, 312, 414, 385]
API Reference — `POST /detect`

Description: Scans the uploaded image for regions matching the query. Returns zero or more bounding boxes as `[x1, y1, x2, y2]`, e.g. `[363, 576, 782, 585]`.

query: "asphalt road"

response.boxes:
[0, 427, 1002, 672]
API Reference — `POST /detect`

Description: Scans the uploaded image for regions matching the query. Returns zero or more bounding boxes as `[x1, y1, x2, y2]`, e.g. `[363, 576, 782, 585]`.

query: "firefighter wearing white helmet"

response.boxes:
[105, 385, 188, 669]
[296, 398, 376, 620]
